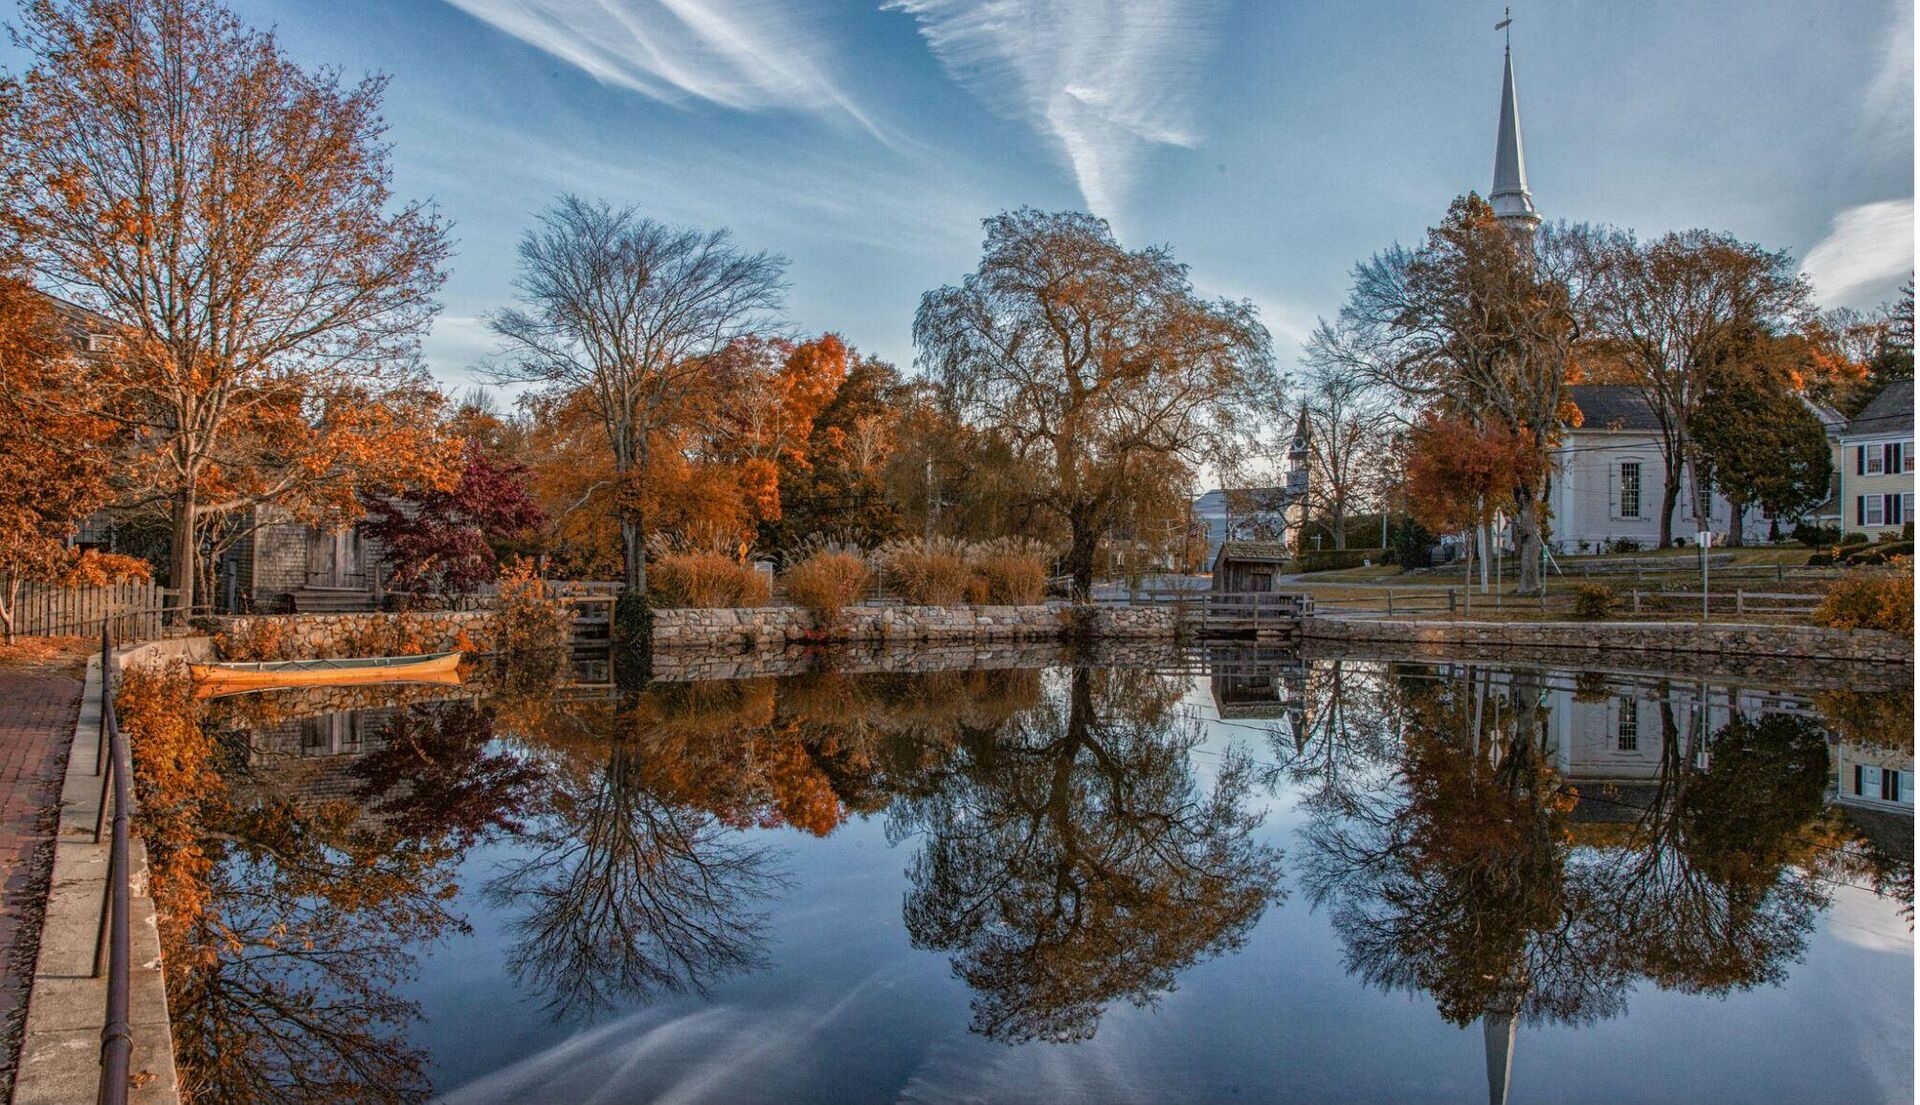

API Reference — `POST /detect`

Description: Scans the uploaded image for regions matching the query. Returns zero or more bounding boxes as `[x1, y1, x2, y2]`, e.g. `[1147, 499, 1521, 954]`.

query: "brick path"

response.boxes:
[0, 662, 82, 1097]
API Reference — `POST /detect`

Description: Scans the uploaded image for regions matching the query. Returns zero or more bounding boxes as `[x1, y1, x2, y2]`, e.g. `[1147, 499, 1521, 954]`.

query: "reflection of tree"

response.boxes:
[1305, 669, 1839, 1055]
[485, 745, 786, 1021]
[164, 719, 489, 1104]
[894, 667, 1284, 1043]
[350, 701, 543, 847]
[1257, 659, 1404, 819]
[1592, 704, 1830, 994]
[1302, 669, 1599, 1028]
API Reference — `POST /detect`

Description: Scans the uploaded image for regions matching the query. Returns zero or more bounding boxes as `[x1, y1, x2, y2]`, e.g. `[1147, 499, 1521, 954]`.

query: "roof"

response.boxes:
[1213, 540, 1290, 564]
[1846, 379, 1914, 438]
[1565, 385, 1660, 432]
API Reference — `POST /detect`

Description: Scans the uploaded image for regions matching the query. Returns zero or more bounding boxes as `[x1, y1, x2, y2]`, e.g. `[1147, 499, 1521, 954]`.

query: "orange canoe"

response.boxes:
[189, 651, 463, 698]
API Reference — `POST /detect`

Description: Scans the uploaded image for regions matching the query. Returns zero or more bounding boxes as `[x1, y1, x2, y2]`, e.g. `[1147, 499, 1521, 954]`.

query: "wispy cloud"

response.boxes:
[1801, 198, 1914, 308]
[440, 0, 878, 130]
[884, 0, 1224, 217]
[1859, 0, 1914, 166]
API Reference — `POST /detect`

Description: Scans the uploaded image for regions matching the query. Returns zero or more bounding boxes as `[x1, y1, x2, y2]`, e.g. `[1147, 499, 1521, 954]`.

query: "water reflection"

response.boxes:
[892, 667, 1284, 1042]
[147, 648, 1912, 1103]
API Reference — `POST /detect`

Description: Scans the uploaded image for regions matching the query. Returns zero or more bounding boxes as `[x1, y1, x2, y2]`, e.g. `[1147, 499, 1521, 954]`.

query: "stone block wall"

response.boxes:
[1301, 616, 1913, 665]
[209, 611, 495, 659]
[650, 604, 1184, 649]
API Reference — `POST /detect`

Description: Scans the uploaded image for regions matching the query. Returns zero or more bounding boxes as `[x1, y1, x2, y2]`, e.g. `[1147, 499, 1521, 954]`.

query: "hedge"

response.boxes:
[1293, 547, 1388, 573]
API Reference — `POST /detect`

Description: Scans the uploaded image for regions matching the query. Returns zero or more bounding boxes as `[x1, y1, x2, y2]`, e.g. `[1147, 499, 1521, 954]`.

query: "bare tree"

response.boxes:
[1581, 229, 1811, 546]
[2, 0, 455, 619]
[914, 208, 1276, 596]
[1340, 196, 1589, 594]
[1297, 319, 1399, 549]
[488, 196, 786, 593]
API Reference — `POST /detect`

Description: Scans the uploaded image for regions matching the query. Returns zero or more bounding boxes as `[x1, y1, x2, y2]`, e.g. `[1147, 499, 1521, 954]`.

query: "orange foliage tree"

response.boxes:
[0, 275, 147, 640]
[1404, 411, 1547, 597]
[1, 0, 458, 619]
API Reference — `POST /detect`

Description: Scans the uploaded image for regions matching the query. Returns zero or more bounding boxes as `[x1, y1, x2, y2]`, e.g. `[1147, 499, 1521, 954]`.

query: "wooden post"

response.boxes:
[1736, 589, 1745, 616]
[1386, 589, 1394, 616]
[1632, 589, 1640, 614]
[1448, 588, 1457, 613]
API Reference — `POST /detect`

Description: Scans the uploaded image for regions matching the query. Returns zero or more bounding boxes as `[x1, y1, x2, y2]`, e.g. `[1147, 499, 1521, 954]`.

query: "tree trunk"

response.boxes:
[168, 488, 196, 626]
[1, 574, 14, 645]
[1513, 494, 1546, 596]
[1725, 499, 1747, 547]
[1066, 515, 1100, 601]
[1658, 452, 1683, 549]
[1331, 504, 1347, 550]
[621, 515, 645, 594]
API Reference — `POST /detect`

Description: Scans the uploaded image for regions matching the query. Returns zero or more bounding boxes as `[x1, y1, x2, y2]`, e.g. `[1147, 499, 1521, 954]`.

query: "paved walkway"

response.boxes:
[0, 661, 83, 1098]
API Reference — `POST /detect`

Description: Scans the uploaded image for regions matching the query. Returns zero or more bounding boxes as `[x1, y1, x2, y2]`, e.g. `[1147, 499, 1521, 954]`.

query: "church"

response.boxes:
[1483, 32, 1802, 551]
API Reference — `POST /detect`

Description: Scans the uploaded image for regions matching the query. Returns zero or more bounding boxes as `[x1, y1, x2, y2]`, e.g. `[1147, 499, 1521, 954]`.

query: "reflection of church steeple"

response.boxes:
[1483, 1005, 1519, 1105]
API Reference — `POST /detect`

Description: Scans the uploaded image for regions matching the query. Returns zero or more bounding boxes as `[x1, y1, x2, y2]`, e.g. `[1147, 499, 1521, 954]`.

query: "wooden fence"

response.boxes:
[7, 581, 180, 641]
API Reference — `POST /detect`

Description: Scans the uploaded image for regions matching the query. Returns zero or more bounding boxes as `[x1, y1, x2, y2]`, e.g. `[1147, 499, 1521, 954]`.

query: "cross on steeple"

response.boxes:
[1496, 7, 1513, 49]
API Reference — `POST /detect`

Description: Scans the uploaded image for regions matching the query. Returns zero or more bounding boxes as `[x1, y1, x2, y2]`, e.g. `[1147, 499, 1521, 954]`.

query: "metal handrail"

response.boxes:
[93, 623, 133, 1105]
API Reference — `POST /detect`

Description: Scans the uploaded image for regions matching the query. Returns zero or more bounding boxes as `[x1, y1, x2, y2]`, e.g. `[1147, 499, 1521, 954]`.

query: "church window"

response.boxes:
[1618, 463, 1641, 519]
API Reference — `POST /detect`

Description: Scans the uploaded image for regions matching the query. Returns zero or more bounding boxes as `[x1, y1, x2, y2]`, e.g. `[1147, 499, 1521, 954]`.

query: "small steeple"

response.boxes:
[1489, 25, 1539, 238]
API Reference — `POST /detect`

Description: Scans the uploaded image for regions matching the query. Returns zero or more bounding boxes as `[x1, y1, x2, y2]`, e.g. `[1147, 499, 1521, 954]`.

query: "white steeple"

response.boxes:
[1489, 31, 1539, 238]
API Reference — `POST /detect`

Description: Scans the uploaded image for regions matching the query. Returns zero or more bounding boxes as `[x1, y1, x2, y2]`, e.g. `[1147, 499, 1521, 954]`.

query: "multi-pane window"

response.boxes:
[1866, 446, 1886, 474]
[1619, 463, 1641, 519]
[1616, 696, 1638, 751]
[1865, 497, 1886, 526]
[1882, 770, 1902, 803]
[1907, 443, 1916, 473]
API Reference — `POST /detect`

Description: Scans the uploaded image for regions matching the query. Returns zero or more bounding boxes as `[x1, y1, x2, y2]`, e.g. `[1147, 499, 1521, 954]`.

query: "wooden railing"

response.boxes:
[1095, 588, 1314, 635]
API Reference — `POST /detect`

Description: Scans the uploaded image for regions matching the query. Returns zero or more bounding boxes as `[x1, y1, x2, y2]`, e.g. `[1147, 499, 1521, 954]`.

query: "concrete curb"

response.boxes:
[12, 649, 186, 1105]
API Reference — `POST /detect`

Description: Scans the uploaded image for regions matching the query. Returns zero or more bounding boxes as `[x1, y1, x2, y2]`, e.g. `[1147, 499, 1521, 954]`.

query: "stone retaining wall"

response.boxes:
[650, 604, 1181, 649]
[1302, 616, 1913, 665]
[648, 638, 1191, 683]
[208, 612, 494, 658]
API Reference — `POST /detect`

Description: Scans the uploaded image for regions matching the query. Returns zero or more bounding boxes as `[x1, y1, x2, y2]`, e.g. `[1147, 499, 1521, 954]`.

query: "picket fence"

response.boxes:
[7, 581, 180, 641]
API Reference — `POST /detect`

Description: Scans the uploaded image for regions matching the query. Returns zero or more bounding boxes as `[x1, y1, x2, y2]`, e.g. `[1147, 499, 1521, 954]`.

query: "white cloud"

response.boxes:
[440, 0, 878, 130]
[885, 0, 1223, 217]
[1801, 198, 1915, 308]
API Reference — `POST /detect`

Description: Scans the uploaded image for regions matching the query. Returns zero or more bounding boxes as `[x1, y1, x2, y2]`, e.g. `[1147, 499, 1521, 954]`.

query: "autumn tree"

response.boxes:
[2, 0, 459, 620]
[761, 348, 908, 552]
[488, 195, 786, 594]
[0, 275, 146, 640]
[914, 208, 1275, 597]
[1403, 412, 1545, 600]
[361, 438, 545, 598]
[1582, 228, 1812, 545]
[1341, 195, 1586, 594]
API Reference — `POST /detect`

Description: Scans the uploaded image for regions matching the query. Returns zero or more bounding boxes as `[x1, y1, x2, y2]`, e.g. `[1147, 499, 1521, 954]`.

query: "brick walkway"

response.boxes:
[0, 662, 82, 1097]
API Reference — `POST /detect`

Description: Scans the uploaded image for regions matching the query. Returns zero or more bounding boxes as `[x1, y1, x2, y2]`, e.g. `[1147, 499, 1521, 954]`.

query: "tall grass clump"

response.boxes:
[648, 552, 770, 608]
[969, 537, 1051, 605]
[878, 537, 974, 605]
[783, 539, 871, 631]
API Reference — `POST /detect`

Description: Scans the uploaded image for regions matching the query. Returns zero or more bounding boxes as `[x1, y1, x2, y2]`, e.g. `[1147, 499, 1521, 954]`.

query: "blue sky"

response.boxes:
[7, 1, 1915, 392]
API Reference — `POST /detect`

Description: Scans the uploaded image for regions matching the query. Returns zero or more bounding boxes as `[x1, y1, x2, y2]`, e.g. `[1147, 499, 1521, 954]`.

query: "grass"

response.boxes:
[1303, 543, 1821, 583]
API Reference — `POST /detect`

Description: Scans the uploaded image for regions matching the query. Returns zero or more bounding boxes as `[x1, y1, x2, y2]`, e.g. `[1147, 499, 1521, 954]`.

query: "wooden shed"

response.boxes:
[1210, 540, 1290, 593]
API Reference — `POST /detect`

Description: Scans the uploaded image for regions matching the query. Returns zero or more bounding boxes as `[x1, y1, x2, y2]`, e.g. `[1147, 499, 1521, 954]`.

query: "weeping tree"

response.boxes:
[913, 209, 1276, 597]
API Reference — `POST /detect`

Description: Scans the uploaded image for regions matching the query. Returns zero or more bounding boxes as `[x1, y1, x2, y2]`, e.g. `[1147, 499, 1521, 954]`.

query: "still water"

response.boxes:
[170, 646, 1913, 1104]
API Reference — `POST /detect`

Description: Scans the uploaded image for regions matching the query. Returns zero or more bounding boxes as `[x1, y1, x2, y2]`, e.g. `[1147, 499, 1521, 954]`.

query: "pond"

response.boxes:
[153, 644, 1913, 1105]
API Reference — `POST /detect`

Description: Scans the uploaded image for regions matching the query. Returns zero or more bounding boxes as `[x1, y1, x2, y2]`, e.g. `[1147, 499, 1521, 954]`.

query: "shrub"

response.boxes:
[970, 537, 1051, 604]
[1840, 531, 1871, 546]
[1813, 558, 1913, 634]
[647, 552, 769, 608]
[1792, 522, 1841, 547]
[1604, 537, 1642, 554]
[493, 558, 570, 655]
[1571, 583, 1617, 620]
[783, 550, 871, 631]
[1807, 552, 1834, 567]
[877, 537, 974, 604]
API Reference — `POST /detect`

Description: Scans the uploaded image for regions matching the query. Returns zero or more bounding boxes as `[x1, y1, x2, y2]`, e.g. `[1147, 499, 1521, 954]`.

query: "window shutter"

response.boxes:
[1856, 764, 1865, 796]
[1607, 469, 1618, 521]
[1857, 495, 1866, 525]
[1858, 446, 1866, 475]
[1889, 494, 1902, 525]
